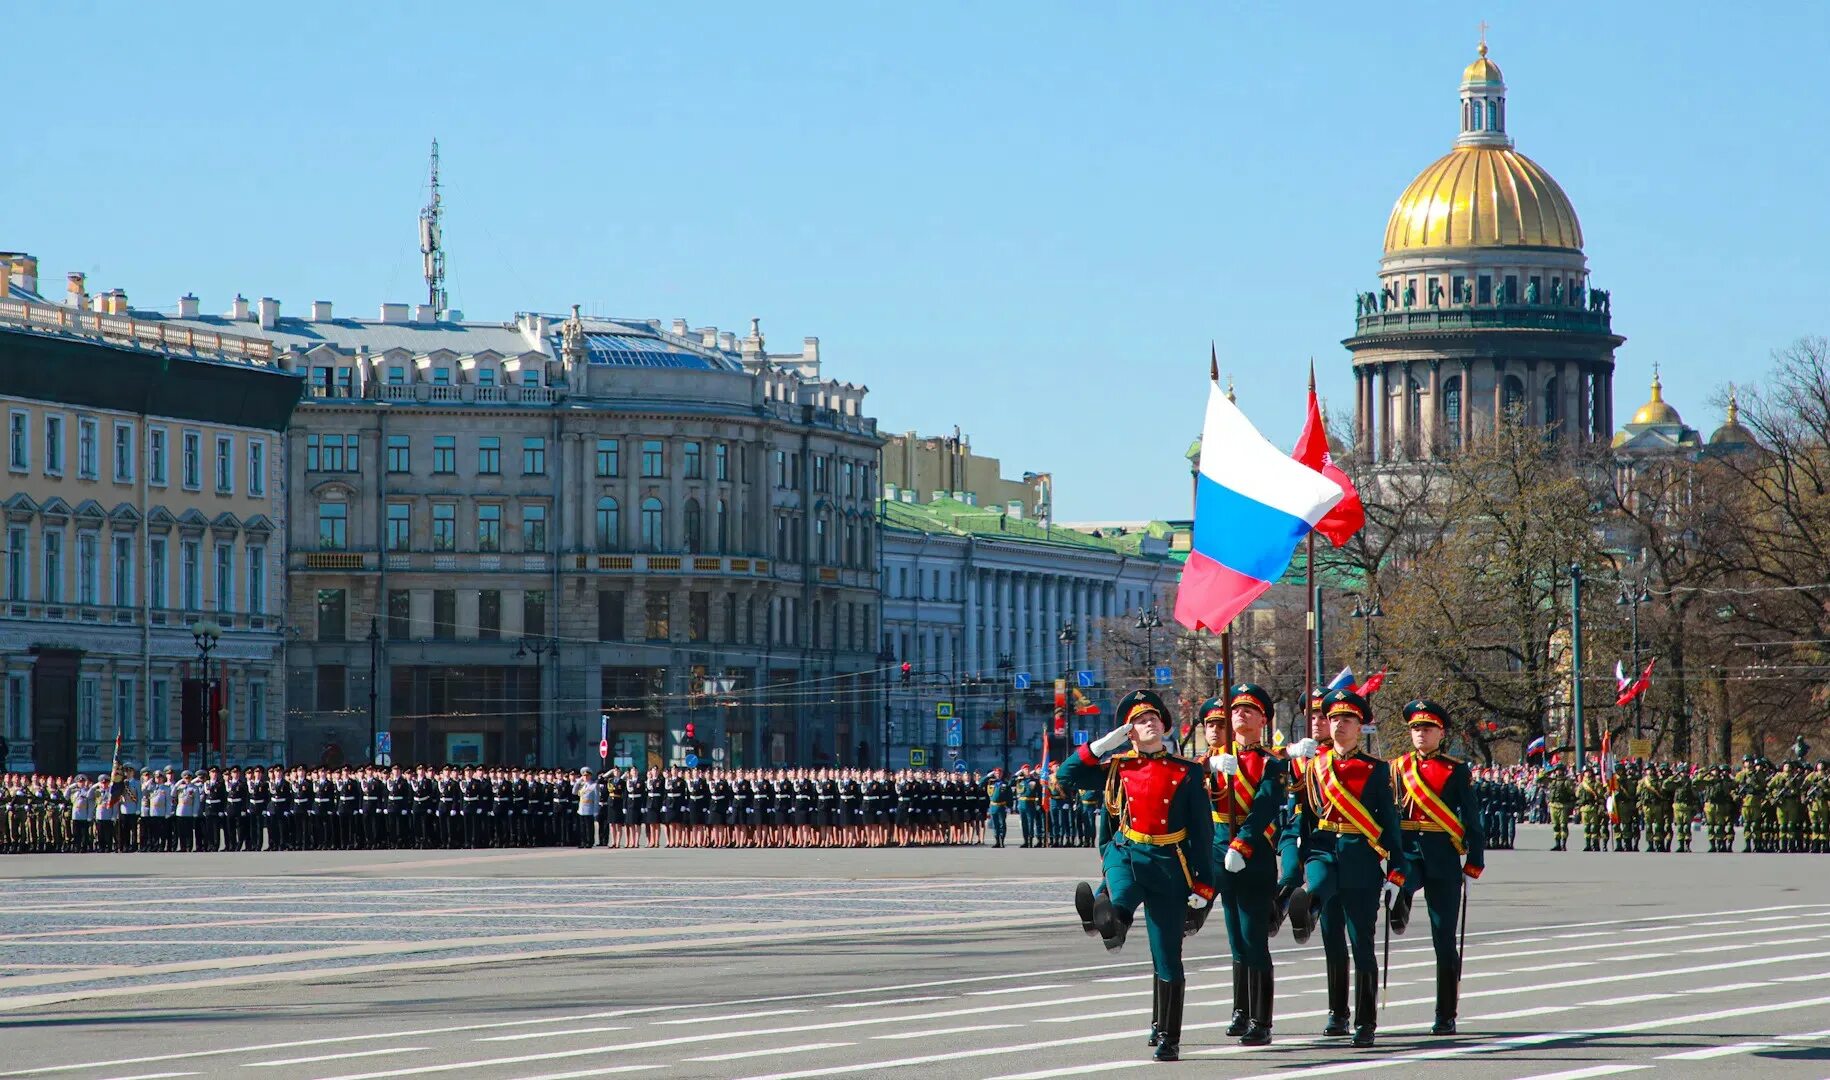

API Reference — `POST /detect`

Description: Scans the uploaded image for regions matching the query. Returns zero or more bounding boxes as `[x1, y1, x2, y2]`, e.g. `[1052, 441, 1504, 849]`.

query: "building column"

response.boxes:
[1427, 361, 1442, 459]
[998, 571, 1012, 662]
[1461, 359, 1475, 447]
[963, 568, 979, 677]
[1353, 366, 1368, 454]
[1526, 360, 1542, 427]
[1377, 362, 1391, 462]
[1492, 360, 1508, 431]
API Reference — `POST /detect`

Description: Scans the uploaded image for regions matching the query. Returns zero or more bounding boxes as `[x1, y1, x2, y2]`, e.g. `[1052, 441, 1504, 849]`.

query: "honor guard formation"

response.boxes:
[1545, 756, 1830, 853]
[0, 765, 1013, 853]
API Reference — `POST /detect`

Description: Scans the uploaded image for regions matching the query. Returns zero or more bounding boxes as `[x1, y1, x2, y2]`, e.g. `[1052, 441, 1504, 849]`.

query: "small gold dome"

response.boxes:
[1463, 44, 1504, 85]
[1384, 146, 1584, 253]
[1630, 369, 1682, 427]
[1709, 387, 1756, 447]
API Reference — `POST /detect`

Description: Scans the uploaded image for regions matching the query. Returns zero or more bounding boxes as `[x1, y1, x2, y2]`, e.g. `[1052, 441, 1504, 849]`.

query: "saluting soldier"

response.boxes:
[1286, 688, 1407, 1048]
[1386, 700, 1484, 1035]
[1057, 689, 1217, 1062]
[1201, 684, 1292, 1047]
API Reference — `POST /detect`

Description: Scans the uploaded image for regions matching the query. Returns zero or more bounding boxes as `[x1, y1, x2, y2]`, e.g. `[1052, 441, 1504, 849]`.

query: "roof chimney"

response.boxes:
[379, 302, 409, 323]
[0, 262, 10, 299]
[67, 272, 87, 310]
[229, 294, 249, 320]
[718, 331, 736, 351]
[105, 289, 129, 316]
[311, 300, 333, 321]
[15, 255, 37, 296]
[803, 336, 820, 363]
[414, 303, 436, 323]
[257, 297, 279, 330]
[671, 318, 688, 337]
[177, 293, 199, 319]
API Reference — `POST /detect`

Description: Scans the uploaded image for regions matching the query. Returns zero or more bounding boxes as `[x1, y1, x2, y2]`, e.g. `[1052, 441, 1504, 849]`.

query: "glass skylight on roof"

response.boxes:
[577, 333, 722, 370]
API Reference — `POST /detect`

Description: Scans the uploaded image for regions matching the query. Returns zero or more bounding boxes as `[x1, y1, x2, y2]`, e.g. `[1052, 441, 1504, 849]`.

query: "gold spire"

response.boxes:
[1630, 362, 1682, 427]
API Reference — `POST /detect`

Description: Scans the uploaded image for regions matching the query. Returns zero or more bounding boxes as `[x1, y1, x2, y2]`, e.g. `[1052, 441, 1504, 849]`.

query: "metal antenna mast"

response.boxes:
[419, 139, 447, 319]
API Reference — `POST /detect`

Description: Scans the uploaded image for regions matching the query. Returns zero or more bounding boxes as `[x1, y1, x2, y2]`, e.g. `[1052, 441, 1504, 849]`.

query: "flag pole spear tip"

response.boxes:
[1308, 357, 1316, 392]
[1210, 342, 1219, 383]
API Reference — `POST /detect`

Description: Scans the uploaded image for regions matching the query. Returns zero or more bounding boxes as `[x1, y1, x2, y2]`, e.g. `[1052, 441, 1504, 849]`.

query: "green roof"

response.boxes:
[878, 499, 1175, 560]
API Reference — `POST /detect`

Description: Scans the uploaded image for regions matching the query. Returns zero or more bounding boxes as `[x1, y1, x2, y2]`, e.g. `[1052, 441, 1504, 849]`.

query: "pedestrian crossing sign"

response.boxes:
[910, 748, 928, 767]
[936, 702, 954, 720]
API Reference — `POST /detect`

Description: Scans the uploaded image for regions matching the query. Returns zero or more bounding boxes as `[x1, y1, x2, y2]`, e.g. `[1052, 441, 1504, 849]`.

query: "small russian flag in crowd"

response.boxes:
[1174, 379, 1346, 633]
[1326, 667, 1357, 691]
[1526, 735, 1547, 758]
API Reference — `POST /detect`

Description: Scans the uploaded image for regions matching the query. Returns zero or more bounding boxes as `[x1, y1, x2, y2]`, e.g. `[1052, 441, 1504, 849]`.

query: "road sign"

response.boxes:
[946, 715, 963, 748]
[910, 748, 928, 767]
[1215, 662, 1226, 681]
[1076, 670, 1095, 689]
[375, 752, 392, 767]
[712, 746, 726, 762]
[936, 701, 954, 720]
[1073, 729, 1089, 746]
[375, 731, 392, 755]
[1627, 737, 1652, 760]
[953, 759, 969, 773]
[599, 739, 609, 759]
[1154, 665, 1174, 686]
[946, 733, 963, 748]
[685, 753, 700, 768]
[1014, 673, 1032, 691]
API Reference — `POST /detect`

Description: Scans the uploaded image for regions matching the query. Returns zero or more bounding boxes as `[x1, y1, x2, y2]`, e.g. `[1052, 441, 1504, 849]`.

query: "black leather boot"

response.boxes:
[1388, 890, 1413, 935]
[1225, 962, 1250, 1037]
[1431, 960, 1459, 1034]
[1092, 894, 1129, 951]
[1148, 977, 1163, 1047]
[1286, 886, 1314, 945]
[1074, 881, 1098, 936]
[1241, 967, 1273, 1046]
[1351, 969, 1378, 1047]
[1322, 955, 1351, 1036]
[1153, 979, 1184, 1061]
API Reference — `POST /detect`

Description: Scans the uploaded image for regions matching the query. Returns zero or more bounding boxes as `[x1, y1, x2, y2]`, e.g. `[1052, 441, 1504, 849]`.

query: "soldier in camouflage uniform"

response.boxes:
[1773, 761, 1807, 853]
[1809, 762, 1830, 854]
[1541, 764, 1576, 851]
[1611, 762, 1640, 852]
[1669, 765, 1697, 853]
[1736, 758, 1768, 852]
[1639, 765, 1672, 852]
[1577, 767, 1609, 851]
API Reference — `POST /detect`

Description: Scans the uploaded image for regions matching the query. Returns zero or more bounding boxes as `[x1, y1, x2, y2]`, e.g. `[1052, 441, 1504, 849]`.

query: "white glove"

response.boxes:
[1212, 753, 1239, 777]
[1224, 847, 1247, 873]
[1186, 892, 1211, 909]
[1380, 879, 1402, 908]
[1089, 724, 1134, 757]
[1289, 738, 1320, 760]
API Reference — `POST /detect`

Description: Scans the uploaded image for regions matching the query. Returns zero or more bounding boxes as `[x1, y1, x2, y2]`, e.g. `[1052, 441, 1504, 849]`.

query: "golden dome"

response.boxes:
[1383, 146, 1584, 254]
[1463, 44, 1504, 85]
[1709, 387, 1756, 447]
[1630, 368, 1682, 427]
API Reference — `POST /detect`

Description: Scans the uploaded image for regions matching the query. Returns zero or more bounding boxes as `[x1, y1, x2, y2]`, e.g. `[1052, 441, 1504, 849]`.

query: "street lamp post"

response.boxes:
[1056, 620, 1078, 755]
[366, 618, 381, 766]
[189, 618, 222, 773]
[1617, 577, 1651, 738]
[997, 653, 1015, 775]
[1134, 606, 1163, 678]
[513, 637, 559, 767]
[1348, 595, 1383, 678]
[877, 641, 897, 770]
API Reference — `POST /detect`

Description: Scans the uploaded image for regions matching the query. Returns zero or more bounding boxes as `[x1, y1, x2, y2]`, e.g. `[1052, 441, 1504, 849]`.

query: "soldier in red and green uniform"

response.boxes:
[1286, 688, 1407, 1048]
[1386, 699, 1485, 1035]
[1199, 683, 1292, 1047]
[1058, 688, 1217, 1062]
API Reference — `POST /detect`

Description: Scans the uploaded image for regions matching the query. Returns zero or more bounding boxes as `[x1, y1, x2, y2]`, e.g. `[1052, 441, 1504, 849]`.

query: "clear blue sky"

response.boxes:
[8, 2, 1825, 519]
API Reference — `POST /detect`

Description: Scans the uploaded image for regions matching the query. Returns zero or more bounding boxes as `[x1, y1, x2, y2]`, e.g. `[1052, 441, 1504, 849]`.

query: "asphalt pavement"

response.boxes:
[4, 825, 1829, 1080]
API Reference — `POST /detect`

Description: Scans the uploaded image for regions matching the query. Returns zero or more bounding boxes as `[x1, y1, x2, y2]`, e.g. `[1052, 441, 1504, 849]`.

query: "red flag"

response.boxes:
[1354, 667, 1388, 697]
[1615, 658, 1656, 707]
[1293, 386, 1365, 547]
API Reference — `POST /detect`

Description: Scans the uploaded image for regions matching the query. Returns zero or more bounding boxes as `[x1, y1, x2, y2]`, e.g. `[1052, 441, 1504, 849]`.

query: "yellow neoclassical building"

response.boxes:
[1, 273, 303, 774]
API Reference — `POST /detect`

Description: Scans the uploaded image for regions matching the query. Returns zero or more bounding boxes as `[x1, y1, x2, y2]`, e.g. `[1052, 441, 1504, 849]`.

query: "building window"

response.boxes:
[113, 422, 134, 481]
[431, 367, 450, 386]
[521, 437, 546, 476]
[477, 367, 496, 388]
[248, 682, 267, 740]
[248, 438, 265, 496]
[640, 497, 664, 552]
[596, 497, 620, 550]
[317, 502, 347, 550]
[815, 516, 828, 564]
[842, 460, 853, 498]
[715, 499, 728, 553]
[78, 417, 98, 479]
[149, 428, 167, 485]
[180, 539, 199, 610]
[478, 589, 501, 640]
[214, 543, 233, 612]
[773, 449, 786, 488]
[522, 589, 547, 637]
[714, 443, 728, 482]
[477, 504, 502, 552]
[181, 431, 201, 488]
[112, 535, 133, 607]
[683, 499, 702, 554]
[522, 368, 541, 387]
[43, 414, 65, 475]
[77, 533, 98, 605]
[689, 591, 709, 643]
[78, 677, 99, 741]
[521, 505, 547, 551]
[148, 537, 166, 608]
[683, 441, 702, 479]
[432, 504, 455, 551]
[387, 503, 412, 551]
[316, 665, 347, 713]
[641, 440, 664, 478]
[213, 435, 233, 492]
[387, 366, 406, 385]
[42, 531, 62, 602]
[149, 678, 169, 740]
[7, 410, 26, 470]
[316, 588, 346, 640]
[247, 544, 265, 614]
[387, 589, 411, 639]
[432, 436, 456, 474]
[813, 455, 827, 492]
[644, 592, 670, 640]
[725, 593, 739, 645]
[595, 438, 620, 477]
[597, 590, 625, 641]
[478, 436, 501, 475]
[5, 675, 25, 746]
[115, 677, 136, 740]
[386, 434, 410, 473]
[6, 527, 26, 599]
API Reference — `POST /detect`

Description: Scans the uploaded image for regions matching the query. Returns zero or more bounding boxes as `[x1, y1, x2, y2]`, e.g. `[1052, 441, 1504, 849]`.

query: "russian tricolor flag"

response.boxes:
[1174, 381, 1346, 633]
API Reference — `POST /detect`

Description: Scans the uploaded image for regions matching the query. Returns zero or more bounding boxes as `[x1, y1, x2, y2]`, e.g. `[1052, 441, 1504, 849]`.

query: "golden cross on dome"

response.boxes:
[1478, 19, 1490, 55]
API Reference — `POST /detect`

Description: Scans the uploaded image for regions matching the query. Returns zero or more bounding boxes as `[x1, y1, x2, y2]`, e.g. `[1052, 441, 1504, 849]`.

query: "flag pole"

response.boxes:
[1221, 626, 1237, 833]
[1305, 360, 1318, 737]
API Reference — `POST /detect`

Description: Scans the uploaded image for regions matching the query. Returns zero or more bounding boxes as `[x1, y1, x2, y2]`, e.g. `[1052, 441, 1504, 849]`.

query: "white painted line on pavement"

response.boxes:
[1776, 971, 1830, 982]
[247, 1048, 430, 1067]
[1478, 1005, 1573, 1020]
[827, 996, 945, 1008]
[685, 1044, 854, 1062]
[1513, 962, 1592, 972]
[968, 984, 1067, 996]
[655, 1009, 804, 1025]
[871, 1024, 1019, 1040]
[497, 1067, 660, 1080]
[1510, 1068, 1649, 1080]
[1682, 981, 1768, 994]
[1577, 992, 1678, 1006]
[92, 1074, 199, 1080]
[1660, 1041, 1782, 1061]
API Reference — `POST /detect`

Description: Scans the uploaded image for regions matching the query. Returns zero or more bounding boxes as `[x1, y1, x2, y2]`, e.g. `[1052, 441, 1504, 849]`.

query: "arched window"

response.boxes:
[815, 513, 829, 565]
[1443, 376, 1463, 448]
[683, 498, 702, 554]
[1503, 375, 1525, 417]
[715, 498, 728, 554]
[1543, 376, 1560, 431]
[1471, 99, 1484, 130]
[640, 497, 664, 552]
[595, 496, 619, 551]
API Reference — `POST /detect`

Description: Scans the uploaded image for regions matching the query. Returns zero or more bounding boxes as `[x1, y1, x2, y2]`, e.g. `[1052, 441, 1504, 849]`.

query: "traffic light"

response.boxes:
[684, 722, 696, 741]
[900, 662, 912, 686]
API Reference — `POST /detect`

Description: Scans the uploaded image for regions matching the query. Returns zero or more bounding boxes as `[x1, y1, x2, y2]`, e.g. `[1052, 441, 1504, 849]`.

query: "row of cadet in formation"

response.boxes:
[1539, 757, 1830, 852]
[0, 766, 1084, 854]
